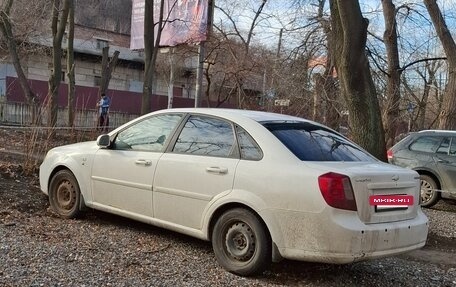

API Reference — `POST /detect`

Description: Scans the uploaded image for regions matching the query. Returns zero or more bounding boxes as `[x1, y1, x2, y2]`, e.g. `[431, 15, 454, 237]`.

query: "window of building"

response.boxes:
[94, 76, 102, 86]
[96, 39, 109, 50]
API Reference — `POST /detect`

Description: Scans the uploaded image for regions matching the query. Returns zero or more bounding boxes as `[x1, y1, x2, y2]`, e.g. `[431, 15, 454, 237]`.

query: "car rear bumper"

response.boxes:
[266, 208, 428, 264]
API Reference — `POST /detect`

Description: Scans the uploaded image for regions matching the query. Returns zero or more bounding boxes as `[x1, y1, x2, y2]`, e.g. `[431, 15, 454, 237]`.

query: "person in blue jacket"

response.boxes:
[96, 93, 111, 131]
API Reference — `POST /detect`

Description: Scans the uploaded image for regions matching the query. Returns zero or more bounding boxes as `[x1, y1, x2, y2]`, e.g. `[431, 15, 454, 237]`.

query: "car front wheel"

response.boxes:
[49, 170, 83, 218]
[420, 175, 440, 208]
[212, 208, 271, 276]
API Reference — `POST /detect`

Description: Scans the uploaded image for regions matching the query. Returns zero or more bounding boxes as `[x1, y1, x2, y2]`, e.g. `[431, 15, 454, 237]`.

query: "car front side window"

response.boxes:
[114, 114, 183, 152]
[172, 115, 235, 157]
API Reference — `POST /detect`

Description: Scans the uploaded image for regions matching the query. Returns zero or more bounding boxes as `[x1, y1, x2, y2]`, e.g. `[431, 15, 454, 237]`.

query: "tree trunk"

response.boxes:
[142, 0, 165, 115]
[313, 74, 325, 123]
[424, 0, 456, 130]
[381, 0, 401, 148]
[98, 47, 120, 98]
[0, 0, 38, 123]
[67, 0, 75, 127]
[48, 0, 70, 127]
[316, 0, 340, 131]
[321, 38, 340, 131]
[329, 0, 386, 161]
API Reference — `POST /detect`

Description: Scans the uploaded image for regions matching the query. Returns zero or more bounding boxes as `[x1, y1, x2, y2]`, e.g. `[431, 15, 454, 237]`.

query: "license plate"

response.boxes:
[369, 195, 413, 212]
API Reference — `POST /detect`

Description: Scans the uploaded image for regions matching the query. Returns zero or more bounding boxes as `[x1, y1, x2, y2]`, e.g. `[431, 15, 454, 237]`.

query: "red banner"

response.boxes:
[130, 0, 209, 49]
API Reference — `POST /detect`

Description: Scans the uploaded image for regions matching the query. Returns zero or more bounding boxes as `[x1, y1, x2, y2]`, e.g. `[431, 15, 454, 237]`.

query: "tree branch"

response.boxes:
[400, 57, 447, 72]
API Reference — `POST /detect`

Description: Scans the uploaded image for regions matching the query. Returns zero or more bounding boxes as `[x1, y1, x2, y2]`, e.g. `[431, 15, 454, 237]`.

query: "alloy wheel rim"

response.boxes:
[420, 180, 434, 204]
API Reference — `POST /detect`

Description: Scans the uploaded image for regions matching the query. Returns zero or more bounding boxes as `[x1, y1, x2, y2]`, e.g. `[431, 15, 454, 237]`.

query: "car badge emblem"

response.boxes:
[392, 175, 399, 182]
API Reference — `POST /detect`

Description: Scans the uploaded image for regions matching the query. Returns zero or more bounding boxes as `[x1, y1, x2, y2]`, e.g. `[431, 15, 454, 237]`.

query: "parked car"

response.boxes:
[388, 130, 456, 208]
[40, 108, 428, 276]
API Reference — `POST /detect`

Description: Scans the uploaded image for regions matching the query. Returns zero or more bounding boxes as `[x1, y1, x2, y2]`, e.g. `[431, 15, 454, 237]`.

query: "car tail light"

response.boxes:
[387, 149, 393, 160]
[318, 172, 357, 211]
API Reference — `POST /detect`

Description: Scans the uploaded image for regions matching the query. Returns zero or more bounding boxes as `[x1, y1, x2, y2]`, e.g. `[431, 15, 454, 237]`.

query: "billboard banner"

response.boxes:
[130, 0, 209, 50]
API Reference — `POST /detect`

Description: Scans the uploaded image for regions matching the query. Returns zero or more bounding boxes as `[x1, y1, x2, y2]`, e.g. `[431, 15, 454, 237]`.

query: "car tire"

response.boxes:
[420, 175, 440, 208]
[49, 170, 83, 219]
[212, 208, 271, 276]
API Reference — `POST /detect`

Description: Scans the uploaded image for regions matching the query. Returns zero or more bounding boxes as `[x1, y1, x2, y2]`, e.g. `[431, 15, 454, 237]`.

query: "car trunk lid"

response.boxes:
[310, 162, 420, 224]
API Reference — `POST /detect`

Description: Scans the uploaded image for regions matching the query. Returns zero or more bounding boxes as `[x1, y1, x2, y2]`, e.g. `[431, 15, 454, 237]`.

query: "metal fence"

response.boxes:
[0, 101, 138, 129]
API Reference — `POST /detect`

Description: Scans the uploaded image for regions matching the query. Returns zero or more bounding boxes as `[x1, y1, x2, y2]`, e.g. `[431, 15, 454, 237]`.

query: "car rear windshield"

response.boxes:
[263, 122, 375, 162]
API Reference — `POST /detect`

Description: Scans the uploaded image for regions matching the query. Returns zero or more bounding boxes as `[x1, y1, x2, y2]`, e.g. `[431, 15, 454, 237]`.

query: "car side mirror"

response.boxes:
[97, 134, 111, 148]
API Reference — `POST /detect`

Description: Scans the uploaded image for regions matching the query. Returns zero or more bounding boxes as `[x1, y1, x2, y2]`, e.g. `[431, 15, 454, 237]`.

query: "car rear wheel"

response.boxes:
[49, 170, 83, 219]
[420, 175, 440, 208]
[212, 208, 271, 276]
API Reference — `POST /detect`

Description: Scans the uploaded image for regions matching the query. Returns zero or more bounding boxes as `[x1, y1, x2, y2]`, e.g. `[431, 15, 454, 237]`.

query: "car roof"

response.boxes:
[158, 108, 313, 123]
[416, 129, 456, 135]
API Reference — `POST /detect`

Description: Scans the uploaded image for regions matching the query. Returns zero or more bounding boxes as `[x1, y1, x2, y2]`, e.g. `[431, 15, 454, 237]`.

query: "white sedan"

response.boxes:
[39, 108, 428, 276]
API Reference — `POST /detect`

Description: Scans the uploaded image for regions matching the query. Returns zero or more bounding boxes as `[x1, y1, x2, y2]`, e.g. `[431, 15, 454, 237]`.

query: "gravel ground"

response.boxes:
[0, 167, 455, 287]
[0, 128, 456, 286]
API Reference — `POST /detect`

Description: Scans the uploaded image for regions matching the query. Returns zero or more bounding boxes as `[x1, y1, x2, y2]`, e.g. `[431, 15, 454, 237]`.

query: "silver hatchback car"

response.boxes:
[388, 130, 456, 207]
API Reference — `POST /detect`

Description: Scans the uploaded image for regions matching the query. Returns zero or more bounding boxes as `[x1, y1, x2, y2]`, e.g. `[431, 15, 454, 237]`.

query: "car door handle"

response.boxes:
[437, 159, 449, 164]
[206, 167, 228, 174]
[135, 159, 152, 166]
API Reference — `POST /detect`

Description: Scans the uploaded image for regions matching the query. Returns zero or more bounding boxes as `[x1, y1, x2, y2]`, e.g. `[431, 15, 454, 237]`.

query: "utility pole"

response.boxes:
[168, 48, 174, 109]
[194, 0, 214, 108]
[195, 43, 204, 107]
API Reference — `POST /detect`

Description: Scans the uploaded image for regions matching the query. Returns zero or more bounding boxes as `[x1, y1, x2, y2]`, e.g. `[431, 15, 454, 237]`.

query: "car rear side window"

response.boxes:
[264, 123, 375, 161]
[173, 115, 235, 157]
[409, 136, 442, 153]
[451, 137, 456, 156]
[235, 126, 263, 160]
[436, 137, 451, 154]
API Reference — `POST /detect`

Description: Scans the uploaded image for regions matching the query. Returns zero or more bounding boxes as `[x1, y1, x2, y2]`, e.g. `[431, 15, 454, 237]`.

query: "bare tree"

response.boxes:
[48, 0, 70, 127]
[402, 60, 444, 131]
[329, 0, 386, 160]
[381, 0, 401, 148]
[424, 0, 456, 130]
[213, 0, 270, 108]
[0, 0, 38, 107]
[98, 46, 120, 97]
[142, 0, 165, 115]
[314, 0, 340, 130]
[67, 0, 75, 126]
